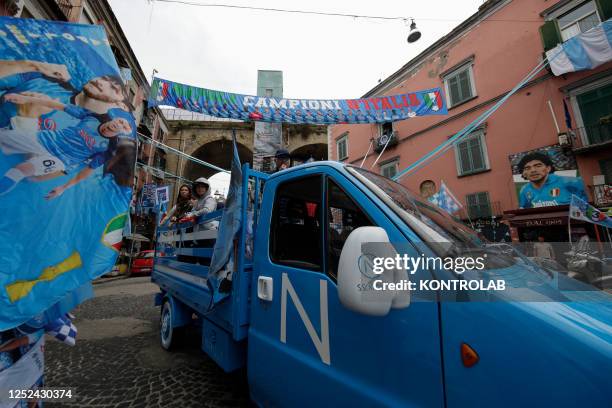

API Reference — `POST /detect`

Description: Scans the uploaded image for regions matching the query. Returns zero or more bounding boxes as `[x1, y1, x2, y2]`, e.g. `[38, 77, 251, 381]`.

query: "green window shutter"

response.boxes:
[466, 193, 478, 218]
[477, 192, 492, 217]
[338, 138, 347, 160]
[467, 192, 491, 218]
[458, 141, 471, 174]
[468, 137, 484, 170]
[539, 20, 561, 51]
[596, 0, 612, 21]
[458, 70, 472, 101]
[466, 193, 477, 207]
[449, 76, 460, 105]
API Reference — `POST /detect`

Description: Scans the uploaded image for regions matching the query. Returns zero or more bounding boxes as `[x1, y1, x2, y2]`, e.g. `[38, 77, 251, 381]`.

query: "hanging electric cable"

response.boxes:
[136, 162, 193, 183]
[152, 0, 412, 21]
[137, 133, 230, 174]
[149, 0, 543, 23]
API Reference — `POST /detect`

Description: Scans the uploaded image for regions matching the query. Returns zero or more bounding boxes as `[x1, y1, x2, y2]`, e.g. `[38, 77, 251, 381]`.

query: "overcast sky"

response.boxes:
[108, 0, 485, 99]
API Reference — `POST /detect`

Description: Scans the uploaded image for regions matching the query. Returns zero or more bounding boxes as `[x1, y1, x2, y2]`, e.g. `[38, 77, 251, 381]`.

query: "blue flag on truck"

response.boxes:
[209, 133, 242, 281]
[0, 17, 136, 330]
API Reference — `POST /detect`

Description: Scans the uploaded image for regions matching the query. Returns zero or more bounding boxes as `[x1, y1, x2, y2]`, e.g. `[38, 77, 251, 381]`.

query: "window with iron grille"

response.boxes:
[454, 130, 489, 176]
[466, 192, 492, 219]
[443, 63, 476, 108]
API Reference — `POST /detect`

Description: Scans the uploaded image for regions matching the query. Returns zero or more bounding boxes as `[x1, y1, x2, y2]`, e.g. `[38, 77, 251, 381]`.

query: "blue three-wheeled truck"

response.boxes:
[152, 161, 612, 407]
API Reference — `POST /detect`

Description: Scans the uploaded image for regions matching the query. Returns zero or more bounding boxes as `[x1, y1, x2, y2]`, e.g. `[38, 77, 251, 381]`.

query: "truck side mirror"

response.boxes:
[337, 226, 410, 316]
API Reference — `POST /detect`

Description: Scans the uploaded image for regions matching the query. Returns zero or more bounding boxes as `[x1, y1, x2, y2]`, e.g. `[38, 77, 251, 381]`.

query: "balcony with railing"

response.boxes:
[54, 0, 80, 21]
[374, 130, 398, 153]
[572, 121, 612, 153]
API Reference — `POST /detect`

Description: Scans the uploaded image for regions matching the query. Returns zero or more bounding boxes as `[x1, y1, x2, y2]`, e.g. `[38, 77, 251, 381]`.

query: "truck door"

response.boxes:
[249, 169, 444, 407]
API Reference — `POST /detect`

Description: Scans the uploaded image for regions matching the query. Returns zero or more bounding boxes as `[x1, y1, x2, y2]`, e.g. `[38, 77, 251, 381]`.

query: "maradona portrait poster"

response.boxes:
[0, 18, 136, 329]
[508, 144, 587, 209]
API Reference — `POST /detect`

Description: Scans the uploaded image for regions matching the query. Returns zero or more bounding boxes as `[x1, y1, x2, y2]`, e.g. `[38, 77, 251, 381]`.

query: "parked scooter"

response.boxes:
[565, 249, 612, 289]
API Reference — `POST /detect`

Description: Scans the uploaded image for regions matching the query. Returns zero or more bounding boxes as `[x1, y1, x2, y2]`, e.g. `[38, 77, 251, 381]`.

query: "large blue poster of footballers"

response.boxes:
[0, 18, 136, 330]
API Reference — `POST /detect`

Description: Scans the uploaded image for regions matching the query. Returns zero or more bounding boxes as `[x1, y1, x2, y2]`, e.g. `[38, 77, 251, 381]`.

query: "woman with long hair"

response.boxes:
[160, 184, 193, 225]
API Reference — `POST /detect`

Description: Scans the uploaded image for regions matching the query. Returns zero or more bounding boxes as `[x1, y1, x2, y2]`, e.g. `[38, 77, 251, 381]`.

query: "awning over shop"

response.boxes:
[504, 205, 571, 227]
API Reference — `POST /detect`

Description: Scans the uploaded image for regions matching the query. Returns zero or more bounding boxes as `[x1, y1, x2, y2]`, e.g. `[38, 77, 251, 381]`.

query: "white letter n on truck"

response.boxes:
[280, 272, 331, 365]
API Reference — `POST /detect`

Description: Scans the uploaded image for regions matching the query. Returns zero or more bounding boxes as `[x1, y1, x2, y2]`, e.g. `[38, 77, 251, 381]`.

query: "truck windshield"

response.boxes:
[348, 167, 482, 245]
[347, 166, 517, 267]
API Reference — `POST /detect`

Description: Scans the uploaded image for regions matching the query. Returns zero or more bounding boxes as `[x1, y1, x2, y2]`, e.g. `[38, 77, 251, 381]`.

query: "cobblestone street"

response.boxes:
[44, 277, 250, 408]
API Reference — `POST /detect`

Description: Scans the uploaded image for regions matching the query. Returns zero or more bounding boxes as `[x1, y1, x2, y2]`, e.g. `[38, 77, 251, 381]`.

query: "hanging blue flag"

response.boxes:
[44, 314, 77, 346]
[546, 19, 612, 76]
[209, 132, 242, 281]
[429, 181, 463, 214]
[0, 17, 136, 330]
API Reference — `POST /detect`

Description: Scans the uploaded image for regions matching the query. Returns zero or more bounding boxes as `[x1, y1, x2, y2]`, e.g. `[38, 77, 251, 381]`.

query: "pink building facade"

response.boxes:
[330, 0, 612, 242]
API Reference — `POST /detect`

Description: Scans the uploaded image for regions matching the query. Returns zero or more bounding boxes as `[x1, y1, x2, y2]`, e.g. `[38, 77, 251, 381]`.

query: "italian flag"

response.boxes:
[102, 213, 127, 252]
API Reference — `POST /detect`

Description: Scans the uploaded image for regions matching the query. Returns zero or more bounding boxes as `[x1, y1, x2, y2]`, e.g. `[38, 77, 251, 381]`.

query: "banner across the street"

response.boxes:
[149, 77, 447, 124]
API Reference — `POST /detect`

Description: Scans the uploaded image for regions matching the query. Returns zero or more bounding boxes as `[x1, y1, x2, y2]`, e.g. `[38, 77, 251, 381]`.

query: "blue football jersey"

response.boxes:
[37, 108, 109, 172]
[519, 173, 587, 208]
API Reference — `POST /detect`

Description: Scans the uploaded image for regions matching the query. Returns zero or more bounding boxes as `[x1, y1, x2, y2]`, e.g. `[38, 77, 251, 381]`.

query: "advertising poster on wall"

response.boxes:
[253, 121, 282, 171]
[141, 183, 157, 208]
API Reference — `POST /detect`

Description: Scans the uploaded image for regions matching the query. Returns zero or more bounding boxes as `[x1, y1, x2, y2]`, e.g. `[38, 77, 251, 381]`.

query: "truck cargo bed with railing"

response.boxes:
[151, 164, 268, 371]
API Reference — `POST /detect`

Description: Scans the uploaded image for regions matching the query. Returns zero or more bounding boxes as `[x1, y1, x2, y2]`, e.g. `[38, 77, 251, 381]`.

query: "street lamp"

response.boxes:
[407, 19, 421, 43]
